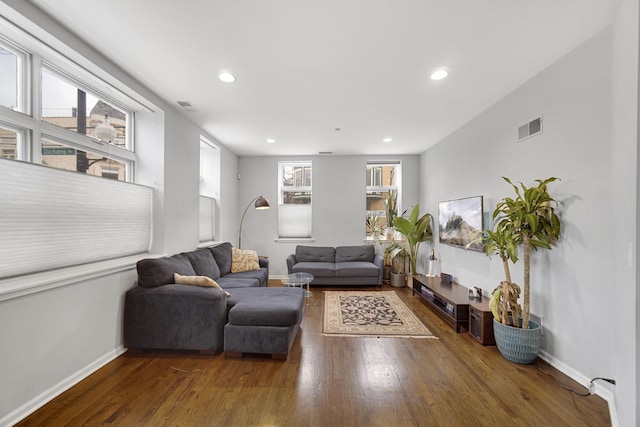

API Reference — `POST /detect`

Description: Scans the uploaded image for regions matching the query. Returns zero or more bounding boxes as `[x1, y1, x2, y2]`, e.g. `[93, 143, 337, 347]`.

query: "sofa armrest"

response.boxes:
[374, 254, 384, 285]
[124, 284, 228, 351]
[286, 254, 297, 274]
[259, 256, 269, 269]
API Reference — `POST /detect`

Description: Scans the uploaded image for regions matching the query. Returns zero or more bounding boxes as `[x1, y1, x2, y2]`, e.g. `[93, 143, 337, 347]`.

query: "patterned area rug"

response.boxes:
[322, 291, 437, 338]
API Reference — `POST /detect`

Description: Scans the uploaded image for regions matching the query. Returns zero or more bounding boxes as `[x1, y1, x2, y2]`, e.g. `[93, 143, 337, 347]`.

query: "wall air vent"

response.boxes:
[319, 151, 333, 155]
[518, 116, 542, 142]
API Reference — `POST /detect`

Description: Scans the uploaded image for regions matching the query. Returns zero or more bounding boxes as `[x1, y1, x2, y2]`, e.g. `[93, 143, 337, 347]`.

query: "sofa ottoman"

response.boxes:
[224, 287, 305, 360]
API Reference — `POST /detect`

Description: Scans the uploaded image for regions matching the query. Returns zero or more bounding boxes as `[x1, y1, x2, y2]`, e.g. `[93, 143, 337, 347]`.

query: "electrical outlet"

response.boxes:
[589, 382, 596, 395]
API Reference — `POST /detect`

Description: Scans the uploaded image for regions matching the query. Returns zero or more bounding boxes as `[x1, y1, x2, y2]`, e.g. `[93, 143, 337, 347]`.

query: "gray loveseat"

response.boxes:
[124, 242, 304, 358]
[286, 245, 383, 286]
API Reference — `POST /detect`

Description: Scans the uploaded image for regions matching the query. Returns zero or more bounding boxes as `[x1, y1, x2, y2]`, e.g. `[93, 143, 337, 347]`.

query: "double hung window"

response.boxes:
[366, 161, 401, 236]
[278, 161, 312, 238]
[0, 23, 151, 279]
[199, 137, 220, 242]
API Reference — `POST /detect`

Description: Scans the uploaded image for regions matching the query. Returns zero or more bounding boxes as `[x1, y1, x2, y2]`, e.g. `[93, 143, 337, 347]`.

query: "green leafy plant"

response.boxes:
[468, 227, 522, 326]
[493, 177, 561, 329]
[384, 240, 408, 273]
[384, 189, 397, 231]
[392, 204, 433, 276]
[366, 212, 380, 235]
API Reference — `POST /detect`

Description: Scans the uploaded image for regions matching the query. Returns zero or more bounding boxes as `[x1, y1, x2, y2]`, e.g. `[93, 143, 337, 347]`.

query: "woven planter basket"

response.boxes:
[493, 317, 541, 364]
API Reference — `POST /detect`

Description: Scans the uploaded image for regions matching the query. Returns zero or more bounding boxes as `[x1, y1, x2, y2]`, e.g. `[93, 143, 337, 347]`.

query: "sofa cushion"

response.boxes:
[231, 248, 260, 273]
[295, 246, 335, 262]
[209, 242, 233, 276]
[136, 254, 196, 288]
[228, 288, 304, 326]
[223, 267, 269, 287]
[335, 261, 380, 277]
[335, 245, 375, 263]
[183, 248, 221, 280]
[291, 261, 335, 277]
[216, 276, 260, 289]
[173, 273, 230, 296]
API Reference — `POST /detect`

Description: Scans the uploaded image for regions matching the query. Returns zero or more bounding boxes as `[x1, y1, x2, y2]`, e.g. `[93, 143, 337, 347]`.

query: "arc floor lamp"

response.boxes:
[238, 196, 270, 248]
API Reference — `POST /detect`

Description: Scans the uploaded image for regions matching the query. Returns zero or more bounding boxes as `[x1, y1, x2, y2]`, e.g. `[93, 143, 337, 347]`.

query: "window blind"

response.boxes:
[199, 196, 215, 242]
[0, 158, 152, 278]
[278, 204, 312, 238]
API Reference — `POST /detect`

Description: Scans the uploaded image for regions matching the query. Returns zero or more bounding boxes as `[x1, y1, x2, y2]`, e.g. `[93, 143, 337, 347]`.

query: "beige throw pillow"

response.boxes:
[231, 248, 260, 273]
[173, 273, 231, 297]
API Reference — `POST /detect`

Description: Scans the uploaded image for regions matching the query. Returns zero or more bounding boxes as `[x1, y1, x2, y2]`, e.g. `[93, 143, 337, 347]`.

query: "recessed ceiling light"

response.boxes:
[430, 69, 448, 80]
[218, 72, 236, 83]
[383, 137, 393, 143]
[266, 138, 276, 143]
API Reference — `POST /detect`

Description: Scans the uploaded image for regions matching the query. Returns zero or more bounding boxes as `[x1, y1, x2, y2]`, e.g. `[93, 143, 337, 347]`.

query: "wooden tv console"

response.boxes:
[412, 275, 471, 333]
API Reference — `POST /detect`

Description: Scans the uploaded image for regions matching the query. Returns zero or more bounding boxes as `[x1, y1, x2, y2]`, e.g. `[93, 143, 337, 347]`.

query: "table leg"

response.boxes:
[305, 280, 312, 297]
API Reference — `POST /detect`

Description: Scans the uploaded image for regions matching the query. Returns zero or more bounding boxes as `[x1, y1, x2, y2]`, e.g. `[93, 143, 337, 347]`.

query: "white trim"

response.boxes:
[0, 346, 127, 427]
[197, 240, 223, 249]
[538, 350, 618, 426]
[0, 253, 163, 302]
[275, 238, 316, 243]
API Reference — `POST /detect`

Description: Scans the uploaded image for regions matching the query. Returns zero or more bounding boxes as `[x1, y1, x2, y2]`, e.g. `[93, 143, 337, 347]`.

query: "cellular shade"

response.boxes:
[278, 204, 312, 238]
[199, 196, 216, 242]
[0, 158, 152, 278]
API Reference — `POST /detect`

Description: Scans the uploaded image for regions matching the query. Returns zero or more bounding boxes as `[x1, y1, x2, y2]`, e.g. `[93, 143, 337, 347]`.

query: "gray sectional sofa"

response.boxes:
[124, 242, 304, 358]
[286, 245, 383, 286]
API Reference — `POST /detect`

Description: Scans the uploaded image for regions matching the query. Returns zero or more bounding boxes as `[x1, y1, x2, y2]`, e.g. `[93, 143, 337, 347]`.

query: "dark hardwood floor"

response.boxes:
[18, 284, 610, 426]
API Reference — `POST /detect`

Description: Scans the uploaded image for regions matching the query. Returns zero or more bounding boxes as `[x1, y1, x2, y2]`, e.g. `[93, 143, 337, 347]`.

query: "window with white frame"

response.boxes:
[0, 41, 27, 113]
[0, 34, 136, 182]
[278, 161, 312, 238]
[199, 136, 220, 242]
[366, 161, 401, 237]
[0, 20, 150, 279]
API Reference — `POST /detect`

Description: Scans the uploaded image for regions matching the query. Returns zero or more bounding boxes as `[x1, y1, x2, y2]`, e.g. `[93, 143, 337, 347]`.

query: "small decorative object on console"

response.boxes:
[440, 272, 453, 285]
[468, 286, 482, 299]
[427, 249, 438, 277]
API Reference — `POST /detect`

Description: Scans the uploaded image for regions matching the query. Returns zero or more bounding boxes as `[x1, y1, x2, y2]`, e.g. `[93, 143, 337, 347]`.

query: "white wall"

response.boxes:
[238, 155, 420, 276]
[0, 1, 240, 424]
[420, 26, 632, 421]
[610, 0, 639, 425]
[0, 269, 136, 424]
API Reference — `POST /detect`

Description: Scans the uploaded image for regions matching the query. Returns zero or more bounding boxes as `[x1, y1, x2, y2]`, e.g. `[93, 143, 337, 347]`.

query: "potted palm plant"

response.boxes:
[488, 177, 561, 363]
[392, 204, 433, 285]
[385, 241, 408, 287]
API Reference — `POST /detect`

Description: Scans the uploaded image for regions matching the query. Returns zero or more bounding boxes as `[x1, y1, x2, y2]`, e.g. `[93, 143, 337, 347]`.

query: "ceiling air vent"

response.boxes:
[518, 116, 542, 142]
[176, 100, 197, 112]
[319, 151, 333, 155]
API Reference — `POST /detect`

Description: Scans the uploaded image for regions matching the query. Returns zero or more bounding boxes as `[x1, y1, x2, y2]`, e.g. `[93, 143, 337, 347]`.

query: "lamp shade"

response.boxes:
[254, 196, 270, 210]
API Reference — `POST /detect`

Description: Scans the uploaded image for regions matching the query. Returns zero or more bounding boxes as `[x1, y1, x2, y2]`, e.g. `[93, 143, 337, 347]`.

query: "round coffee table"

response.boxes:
[283, 272, 314, 297]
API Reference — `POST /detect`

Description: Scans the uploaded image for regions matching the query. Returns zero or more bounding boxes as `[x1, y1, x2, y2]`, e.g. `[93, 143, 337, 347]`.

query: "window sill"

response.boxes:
[363, 236, 394, 243]
[197, 240, 224, 248]
[0, 253, 163, 302]
[275, 238, 315, 243]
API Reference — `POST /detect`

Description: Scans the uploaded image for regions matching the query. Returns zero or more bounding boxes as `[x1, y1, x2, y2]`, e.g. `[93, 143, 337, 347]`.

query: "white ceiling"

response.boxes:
[29, 0, 614, 156]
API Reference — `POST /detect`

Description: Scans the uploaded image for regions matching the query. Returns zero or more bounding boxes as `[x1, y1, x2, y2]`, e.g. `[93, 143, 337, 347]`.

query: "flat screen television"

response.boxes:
[438, 196, 484, 251]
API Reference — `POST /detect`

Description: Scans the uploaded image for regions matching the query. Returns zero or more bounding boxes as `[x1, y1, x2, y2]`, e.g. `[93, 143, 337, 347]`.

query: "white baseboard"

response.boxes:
[538, 350, 618, 427]
[0, 346, 126, 427]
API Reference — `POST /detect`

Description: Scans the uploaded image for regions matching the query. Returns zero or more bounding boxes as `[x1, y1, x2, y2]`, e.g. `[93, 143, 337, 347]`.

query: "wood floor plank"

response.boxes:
[17, 285, 611, 426]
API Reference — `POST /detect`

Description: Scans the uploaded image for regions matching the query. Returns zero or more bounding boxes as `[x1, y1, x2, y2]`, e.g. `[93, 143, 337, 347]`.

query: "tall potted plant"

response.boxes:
[469, 227, 522, 326]
[392, 204, 433, 278]
[385, 241, 408, 287]
[488, 177, 561, 363]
